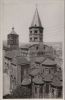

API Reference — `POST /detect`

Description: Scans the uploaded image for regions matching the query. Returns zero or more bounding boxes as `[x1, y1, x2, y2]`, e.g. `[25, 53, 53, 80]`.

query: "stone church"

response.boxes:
[3, 7, 62, 98]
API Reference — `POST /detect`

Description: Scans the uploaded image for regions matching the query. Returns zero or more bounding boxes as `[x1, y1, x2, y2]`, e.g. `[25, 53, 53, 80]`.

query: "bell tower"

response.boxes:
[29, 8, 44, 44]
[7, 27, 19, 50]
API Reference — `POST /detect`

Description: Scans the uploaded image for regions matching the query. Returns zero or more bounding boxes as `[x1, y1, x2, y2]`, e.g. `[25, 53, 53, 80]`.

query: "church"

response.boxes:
[3, 7, 62, 98]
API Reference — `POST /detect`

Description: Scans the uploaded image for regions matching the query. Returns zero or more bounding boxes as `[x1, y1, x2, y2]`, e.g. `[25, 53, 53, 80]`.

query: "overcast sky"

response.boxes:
[1, 0, 64, 43]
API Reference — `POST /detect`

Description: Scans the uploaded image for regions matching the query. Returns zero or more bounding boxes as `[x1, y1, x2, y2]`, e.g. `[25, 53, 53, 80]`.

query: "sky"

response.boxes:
[1, 0, 64, 43]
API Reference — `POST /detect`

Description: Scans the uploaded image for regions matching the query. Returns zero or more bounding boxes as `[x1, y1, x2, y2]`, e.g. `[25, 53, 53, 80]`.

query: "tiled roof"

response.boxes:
[21, 78, 31, 86]
[42, 58, 56, 66]
[51, 77, 62, 87]
[5, 49, 22, 59]
[12, 56, 30, 65]
[33, 75, 44, 85]
[43, 73, 53, 82]
[35, 57, 46, 63]
[5, 51, 15, 59]
[3, 45, 10, 51]
[29, 68, 41, 77]
[20, 44, 31, 49]
[54, 71, 62, 81]
[30, 64, 39, 70]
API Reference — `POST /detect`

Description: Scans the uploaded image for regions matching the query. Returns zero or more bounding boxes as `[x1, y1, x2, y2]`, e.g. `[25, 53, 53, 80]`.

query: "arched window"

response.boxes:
[34, 30, 37, 33]
[40, 30, 42, 33]
[30, 38, 32, 41]
[5, 62, 6, 64]
[36, 46, 38, 50]
[30, 31, 32, 35]
[30, 31, 32, 33]
[34, 37, 37, 41]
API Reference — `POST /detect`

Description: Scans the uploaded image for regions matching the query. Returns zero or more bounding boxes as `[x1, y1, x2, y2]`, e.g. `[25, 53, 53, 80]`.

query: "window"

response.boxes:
[34, 30, 37, 33]
[34, 37, 37, 41]
[49, 69, 51, 73]
[30, 31, 32, 35]
[40, 38, 42, 41]
[44, 46, 45, 49]
[30, 38, 32, 41]
[45, 68, 49, 74]
[40, 30, 42, 33]
[30, 31, 32, 33]
[36, 46, 38, 50]
[5, 62, 6, 64]
[7, 63, 9, 66]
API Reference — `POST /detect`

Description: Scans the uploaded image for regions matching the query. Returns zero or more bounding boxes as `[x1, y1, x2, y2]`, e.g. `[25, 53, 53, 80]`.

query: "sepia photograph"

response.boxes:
[1, 0, 64, 99]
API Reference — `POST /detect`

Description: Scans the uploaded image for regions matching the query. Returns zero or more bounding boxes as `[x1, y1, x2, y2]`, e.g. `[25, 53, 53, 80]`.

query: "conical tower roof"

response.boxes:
[31, 8, 42, 27]
[9, 27, 18, 35]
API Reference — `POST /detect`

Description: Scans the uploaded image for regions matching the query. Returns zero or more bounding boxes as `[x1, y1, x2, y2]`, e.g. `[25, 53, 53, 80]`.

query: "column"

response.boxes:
[54, 88, 57, 98]
[39, 85, 43, 98]
[49, 84, 52, 98]
[37, 85, 39, 98]
[32, 82, 35, 98]
[43, 84, 45, 98]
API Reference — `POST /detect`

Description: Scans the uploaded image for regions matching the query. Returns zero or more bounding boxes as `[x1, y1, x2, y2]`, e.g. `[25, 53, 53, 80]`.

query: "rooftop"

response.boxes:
[5, 50, 21, 59]
[30, 8, 42, 27]
[43, 73, 53, 82]
[33, 75, 44, 85]
[12, 56, 30, 65]
[5, 51, 15, 59]
[54, 71, 62, 81]
[29, 68, 41, 77]
[42, 58, 56, 66]
[21, 78, 31, 86]
[35, 57, 46, 63]
[51, 77, 62, 87]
